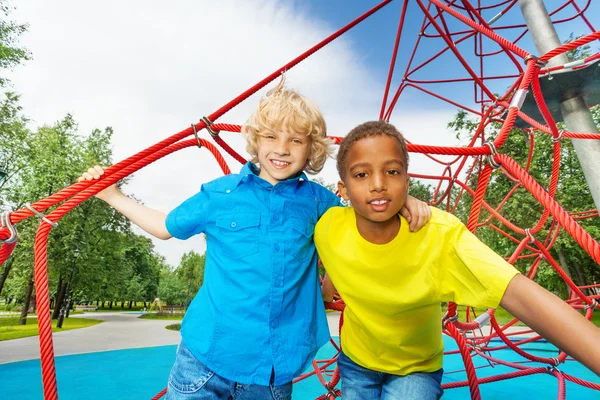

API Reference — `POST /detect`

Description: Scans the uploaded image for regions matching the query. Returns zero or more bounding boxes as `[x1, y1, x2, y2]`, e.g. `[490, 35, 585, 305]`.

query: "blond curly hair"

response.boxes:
[242, 75, 332, 174]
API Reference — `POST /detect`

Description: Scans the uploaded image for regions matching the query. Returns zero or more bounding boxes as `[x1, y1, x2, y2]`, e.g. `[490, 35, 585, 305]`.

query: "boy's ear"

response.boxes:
[337, 180, 349, 201]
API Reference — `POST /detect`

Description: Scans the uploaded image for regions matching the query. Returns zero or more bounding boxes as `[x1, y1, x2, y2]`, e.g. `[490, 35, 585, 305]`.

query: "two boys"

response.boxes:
[80, 80, 429, 399]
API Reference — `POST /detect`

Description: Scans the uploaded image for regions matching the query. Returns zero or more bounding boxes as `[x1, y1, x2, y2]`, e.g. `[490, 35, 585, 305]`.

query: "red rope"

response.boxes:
[3, 3, 599, 400]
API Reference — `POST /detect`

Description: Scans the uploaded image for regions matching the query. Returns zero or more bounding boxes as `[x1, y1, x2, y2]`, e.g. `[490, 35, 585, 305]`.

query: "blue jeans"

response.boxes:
[166, 341, 292, 400]
[336, 351, 443, 400]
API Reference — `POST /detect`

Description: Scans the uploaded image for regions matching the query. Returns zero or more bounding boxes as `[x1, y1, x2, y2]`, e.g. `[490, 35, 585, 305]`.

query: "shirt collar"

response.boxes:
[233, 162, 313, 194]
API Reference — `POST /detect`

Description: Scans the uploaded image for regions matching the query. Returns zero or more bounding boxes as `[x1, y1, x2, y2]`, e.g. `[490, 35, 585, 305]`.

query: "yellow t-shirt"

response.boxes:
[314, 206, 519, 375]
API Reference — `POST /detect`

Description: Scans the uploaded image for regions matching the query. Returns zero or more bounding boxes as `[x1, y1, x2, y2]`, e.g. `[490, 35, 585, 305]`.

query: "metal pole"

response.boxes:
[519, 0, 600, 211]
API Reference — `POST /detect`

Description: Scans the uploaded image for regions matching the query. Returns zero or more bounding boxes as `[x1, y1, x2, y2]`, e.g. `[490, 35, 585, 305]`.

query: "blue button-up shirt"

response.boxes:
[165, 162, 341, 385]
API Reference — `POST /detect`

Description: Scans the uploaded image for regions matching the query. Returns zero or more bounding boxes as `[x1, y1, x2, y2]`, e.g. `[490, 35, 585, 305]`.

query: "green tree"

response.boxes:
[158, 267, 186, 306]
[176, 251, 205, 307]
[0, 0, 31, 87]
[447, 104, 600, 298]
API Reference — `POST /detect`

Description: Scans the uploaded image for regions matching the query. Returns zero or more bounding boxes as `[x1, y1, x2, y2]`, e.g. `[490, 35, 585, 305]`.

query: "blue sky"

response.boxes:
[301, 0, 600, 115]
[6, 0, 599, 265]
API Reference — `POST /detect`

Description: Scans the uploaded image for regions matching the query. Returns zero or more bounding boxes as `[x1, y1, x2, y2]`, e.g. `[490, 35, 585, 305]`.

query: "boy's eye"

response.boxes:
[292, 138, 303, 144]
[388, 169, 400, 175]
[354, 172, 367, 178]
[264, 135, 276, 140]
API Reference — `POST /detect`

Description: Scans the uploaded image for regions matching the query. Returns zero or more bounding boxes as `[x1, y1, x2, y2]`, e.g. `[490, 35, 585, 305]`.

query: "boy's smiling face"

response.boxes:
[338, 135, 409, 230]
[256, 129, 312, 185]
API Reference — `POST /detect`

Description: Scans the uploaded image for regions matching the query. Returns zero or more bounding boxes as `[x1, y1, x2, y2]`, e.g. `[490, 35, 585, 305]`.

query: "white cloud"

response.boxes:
[8, 0, 460, 266]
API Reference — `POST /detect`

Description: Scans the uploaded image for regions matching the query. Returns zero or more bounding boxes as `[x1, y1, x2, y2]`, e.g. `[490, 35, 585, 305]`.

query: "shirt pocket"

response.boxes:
[288, 217, 315, 262]
[216, 212, 260, 259]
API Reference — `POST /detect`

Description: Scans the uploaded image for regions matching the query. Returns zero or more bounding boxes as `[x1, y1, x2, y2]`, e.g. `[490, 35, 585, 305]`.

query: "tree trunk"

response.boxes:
[572, 262, 594, 297]
[121, 300, 125, 308]
[52, 280, 67, 320]
[18, 273, 35, 326]
[557, 245, 593, 297]
[0, 257, 15, 297]
[109, 301, 113, 309]
[102, 301, 106, 308]
[51, 275, 63, 311]
[66, 297, 73, 318]
[129, 300, 133, 310]
[30, 294, 37, 313]
[556, 246, 575, 298]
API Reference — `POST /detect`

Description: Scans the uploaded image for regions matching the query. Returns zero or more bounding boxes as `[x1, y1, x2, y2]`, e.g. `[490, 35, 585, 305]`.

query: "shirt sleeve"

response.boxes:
[439, 219, 520, 309]
[321, 189, 342, 215]
[165, 186, 209, 240]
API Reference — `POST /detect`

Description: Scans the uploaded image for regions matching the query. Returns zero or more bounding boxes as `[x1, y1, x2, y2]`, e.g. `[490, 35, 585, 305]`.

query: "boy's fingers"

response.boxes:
[400, 207, 412, 223]
[86, 167, 102, 179]
[409, 215, 418, 232]
[93, 165, 105, 176]
[410, 205, 431, 232]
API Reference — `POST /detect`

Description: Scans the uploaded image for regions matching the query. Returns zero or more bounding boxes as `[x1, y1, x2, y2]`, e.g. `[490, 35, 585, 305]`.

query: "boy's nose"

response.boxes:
[275, 140, 290, 155]
[370, 174, 386, 192]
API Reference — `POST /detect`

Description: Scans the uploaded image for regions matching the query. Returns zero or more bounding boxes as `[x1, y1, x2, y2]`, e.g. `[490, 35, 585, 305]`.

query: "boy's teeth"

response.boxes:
[371, 199, 387, 205]
[272, 160, 289, 166]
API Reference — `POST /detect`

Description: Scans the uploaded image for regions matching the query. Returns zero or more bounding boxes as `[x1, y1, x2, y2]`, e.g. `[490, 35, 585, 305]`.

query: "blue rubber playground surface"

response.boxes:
[1, 336, 599, 399]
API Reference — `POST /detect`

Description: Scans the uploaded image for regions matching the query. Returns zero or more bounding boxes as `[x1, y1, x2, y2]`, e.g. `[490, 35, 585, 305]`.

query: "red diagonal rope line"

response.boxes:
[2, 0, 394, 231]
[496, 154, 600, 264]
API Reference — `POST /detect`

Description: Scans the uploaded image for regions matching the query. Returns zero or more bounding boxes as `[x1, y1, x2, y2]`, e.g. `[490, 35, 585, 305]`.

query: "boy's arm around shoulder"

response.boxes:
[79, 166, 172, 240]
[321, 273, 336, 303]
[500, 274, 600, 375]
[401, 195, 431, 232]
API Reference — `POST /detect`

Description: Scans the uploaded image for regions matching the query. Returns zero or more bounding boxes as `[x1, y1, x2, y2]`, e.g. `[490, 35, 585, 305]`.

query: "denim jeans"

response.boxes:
[166, 341, 292, 400]
[336, 351, 444, 400]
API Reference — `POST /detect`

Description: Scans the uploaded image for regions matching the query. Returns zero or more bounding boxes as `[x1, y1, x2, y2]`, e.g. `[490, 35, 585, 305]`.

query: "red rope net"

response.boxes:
[1, 1, 599, 399]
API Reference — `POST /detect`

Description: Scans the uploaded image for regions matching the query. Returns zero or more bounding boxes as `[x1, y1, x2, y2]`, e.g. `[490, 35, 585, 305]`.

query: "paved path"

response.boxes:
[0, 311, 532, 365]
[0, 312, 181, 364]
[0, 311, 343, 364]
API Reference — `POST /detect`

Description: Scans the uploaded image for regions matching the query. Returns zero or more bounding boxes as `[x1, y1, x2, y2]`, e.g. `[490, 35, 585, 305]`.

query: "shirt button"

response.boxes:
[274, 244, 280, 252]
[226, 190, 231, 193]
[231, 222, 237, 228]
[275, 280, 282, 287]
[273, 214, 280, 221]
[271, 320, 278, 329]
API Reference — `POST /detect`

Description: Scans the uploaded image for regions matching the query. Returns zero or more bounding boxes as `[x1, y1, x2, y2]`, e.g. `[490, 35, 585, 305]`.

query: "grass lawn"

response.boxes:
[0, 316, 103, 341]
[444, 305, 524, 326]
[139, 313, 184, 321]
[166, 323, 181, 331]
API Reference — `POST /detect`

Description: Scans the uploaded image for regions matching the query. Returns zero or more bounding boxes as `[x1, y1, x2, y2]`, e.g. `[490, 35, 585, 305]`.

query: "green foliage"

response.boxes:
[157, 251, 205, 306]
[564, 33, 593, 62]
[0, 104, 166, 311]
[176, 251, 205, 306]
[0, 1, 31, 87]
[157, 267, 186, 306]
[446, 104, 600, 297]
[407, 179, 433, 203]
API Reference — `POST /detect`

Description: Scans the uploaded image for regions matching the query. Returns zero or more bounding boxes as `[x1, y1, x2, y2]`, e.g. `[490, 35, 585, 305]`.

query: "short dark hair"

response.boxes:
[336, 120, 409, 179]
